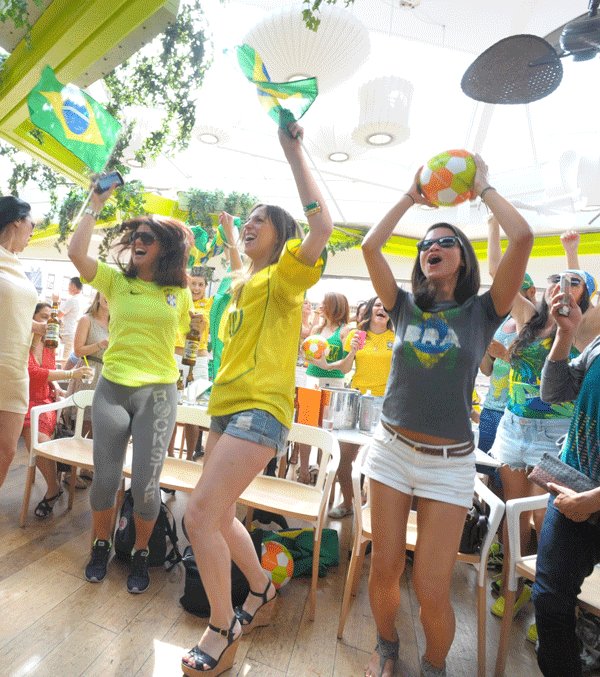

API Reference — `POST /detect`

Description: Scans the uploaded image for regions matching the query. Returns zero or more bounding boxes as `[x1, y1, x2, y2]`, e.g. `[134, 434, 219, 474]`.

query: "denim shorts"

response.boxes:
[210, 409, 289, 456]
[490, 409, 569, 470]
[362, 423, 476, 509]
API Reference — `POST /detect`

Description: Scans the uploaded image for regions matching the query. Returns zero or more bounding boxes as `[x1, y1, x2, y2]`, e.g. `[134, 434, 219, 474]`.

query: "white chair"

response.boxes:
[493, 493, 600, 677]
[20, 390, 95, 526]
[239, 423, 340, 620]
[338, 447, 504, 677]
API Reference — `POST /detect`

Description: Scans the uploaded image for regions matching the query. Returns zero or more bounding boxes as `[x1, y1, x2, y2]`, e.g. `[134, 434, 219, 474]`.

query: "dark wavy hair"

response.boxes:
[0, 195, 31, 232]
[114, 215, 193, 288]
[508, 283, 590, 365]
[33, 302, 51, 317]
[358, 297, 393, 332]
[411, 223, 480, 311]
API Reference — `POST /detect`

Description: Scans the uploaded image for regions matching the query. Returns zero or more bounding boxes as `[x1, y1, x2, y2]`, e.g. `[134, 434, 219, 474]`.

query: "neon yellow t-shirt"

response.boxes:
[175, 296, 213, 350]
[208, 240, 323, 427]
[344, 328, 395, 396]
[86, 262, 193, 387]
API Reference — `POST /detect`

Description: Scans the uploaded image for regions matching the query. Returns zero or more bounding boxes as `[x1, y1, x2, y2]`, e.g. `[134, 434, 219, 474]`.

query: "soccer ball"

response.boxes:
[261, 540, 294, 589]
[302, 336, 330, 360]
[418, 149, 476, 207]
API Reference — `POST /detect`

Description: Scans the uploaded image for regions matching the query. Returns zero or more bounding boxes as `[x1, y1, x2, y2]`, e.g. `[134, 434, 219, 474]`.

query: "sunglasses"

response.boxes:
[547, 274, 582, 287]
[416, 235, 460, 252]
[129, 230, 156, 246]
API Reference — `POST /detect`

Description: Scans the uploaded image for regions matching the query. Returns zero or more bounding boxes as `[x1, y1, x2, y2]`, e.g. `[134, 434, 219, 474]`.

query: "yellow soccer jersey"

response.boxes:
[175, 295, 213, 350]
[344, 328, 395, 396]
[85, 261, 193, 387]
[208, 240, 323, 427]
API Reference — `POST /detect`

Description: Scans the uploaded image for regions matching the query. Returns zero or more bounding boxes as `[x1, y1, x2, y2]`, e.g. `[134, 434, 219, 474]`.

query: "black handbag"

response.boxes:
[179, 528, 263, 618]
[459, 497, 489, 554]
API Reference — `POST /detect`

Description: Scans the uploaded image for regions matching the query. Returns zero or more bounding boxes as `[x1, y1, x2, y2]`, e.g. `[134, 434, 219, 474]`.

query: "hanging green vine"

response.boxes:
[301, 0, 356, 30]
[0, 0, 44, 46]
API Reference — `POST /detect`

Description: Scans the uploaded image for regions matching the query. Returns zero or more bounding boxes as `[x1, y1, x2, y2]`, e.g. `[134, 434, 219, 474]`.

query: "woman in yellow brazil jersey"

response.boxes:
[68, 185, 206, 595]
[307, 296, 394, 518]
[180, 121, 333, 677]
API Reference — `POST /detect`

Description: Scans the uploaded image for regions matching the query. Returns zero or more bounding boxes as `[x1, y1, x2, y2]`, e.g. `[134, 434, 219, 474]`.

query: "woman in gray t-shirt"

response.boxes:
[360, 158, 533, 677]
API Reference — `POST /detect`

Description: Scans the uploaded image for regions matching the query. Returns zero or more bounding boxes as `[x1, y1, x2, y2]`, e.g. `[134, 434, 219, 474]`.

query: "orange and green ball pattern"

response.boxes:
[418, 149, 476, 207]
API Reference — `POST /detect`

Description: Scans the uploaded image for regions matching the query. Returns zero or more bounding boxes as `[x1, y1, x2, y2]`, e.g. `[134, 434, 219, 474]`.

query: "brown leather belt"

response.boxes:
[381, 421, 474, 458]
[85, 355, 103, 364]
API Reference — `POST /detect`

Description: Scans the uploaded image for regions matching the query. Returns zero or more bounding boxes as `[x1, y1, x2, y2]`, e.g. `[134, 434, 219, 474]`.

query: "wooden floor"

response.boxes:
[0, 439, 554, 677]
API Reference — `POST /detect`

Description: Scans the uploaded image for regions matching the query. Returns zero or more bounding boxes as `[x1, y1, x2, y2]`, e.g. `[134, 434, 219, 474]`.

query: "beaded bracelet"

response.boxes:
[84, 207, 100, 219]
[303, 201, 322, 217]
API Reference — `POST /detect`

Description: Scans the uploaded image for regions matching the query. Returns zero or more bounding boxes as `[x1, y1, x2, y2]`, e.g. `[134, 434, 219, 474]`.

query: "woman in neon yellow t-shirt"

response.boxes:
[181, 122, 333, 677]
[68, 190, 205, 596]
[310, 296, 394, 518]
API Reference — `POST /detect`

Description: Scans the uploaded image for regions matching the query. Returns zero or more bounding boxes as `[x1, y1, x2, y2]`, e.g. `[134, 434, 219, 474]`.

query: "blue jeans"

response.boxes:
[532, 497, 600, 677]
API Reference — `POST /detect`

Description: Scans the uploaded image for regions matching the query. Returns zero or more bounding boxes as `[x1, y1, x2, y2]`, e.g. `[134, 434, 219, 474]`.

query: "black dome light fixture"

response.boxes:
[461, 1, 600, 104]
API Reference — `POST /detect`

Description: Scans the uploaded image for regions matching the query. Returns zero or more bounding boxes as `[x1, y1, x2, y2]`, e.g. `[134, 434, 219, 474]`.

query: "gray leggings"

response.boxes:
[90, 375, 177, 521]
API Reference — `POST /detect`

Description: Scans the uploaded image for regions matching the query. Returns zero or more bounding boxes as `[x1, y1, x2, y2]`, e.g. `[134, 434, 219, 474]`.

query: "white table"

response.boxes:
[332, 427, 501, 468]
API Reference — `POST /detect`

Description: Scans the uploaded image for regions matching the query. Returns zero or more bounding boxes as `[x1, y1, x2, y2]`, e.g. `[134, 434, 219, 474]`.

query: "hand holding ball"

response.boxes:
[418, 149, 476, 207]
[302, 336, 330, 361]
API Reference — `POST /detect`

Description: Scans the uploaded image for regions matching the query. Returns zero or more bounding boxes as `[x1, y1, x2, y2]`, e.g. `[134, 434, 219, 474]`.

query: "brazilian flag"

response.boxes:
[27, 66, 121, 172]
[236, 45, 318, 128]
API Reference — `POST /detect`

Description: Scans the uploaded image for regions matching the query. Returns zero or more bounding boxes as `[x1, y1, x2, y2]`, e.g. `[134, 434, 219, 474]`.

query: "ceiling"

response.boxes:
[4, 0, 600, 251]
[121, 0, 600, 243]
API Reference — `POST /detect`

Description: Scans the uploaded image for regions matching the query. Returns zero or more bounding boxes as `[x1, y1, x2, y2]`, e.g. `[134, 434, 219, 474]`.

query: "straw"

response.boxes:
[83, 356, 89, 367]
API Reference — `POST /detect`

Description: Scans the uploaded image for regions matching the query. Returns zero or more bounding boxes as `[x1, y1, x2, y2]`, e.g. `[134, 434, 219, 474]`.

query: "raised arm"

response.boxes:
[68, 182, 117, 281]
[278, 122, 333, 266]
[561, 230, 581, 270]
[218, 212, 243, 273]
[477, 158, 534, 317]
[362, 170, 433, 310]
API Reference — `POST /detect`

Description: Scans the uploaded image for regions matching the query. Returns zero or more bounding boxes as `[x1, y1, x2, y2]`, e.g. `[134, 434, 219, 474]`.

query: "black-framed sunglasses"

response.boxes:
[129, 230, 156, 246]
[547, 274, 582, 287]
[416, 235, 460, 252]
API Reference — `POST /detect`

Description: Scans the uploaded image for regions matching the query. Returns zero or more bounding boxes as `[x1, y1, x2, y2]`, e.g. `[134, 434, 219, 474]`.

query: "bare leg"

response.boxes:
[334, 441, 359, 510]
[92, 506, 115, 541]
[21, 428, 61, 498]
[297, 442, 311, 483]
[0, 410, 25, 488]
[183, 431, 274, 667]
[365, 479, 412, 677]
[133, 514, 156, 550]
[413, 497, 468, 669]
[184, 424, 200, 461]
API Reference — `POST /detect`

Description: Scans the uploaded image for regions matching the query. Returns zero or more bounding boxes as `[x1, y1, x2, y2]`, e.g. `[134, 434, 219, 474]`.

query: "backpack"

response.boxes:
[114, 488, 182, 570]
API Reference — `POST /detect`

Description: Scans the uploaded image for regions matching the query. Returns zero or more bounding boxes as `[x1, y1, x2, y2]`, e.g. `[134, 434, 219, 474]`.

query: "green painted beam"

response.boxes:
[0, 0, 168, 182]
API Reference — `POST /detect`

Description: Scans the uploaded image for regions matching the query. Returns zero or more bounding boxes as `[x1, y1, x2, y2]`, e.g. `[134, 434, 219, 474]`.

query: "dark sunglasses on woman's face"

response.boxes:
[129, 230, 156, 246]
[547, 274, 582, 287]
[416, 235, 460, 252]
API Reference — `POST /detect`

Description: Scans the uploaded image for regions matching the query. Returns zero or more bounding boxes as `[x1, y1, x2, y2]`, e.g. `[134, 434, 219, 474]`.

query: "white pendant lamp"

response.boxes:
[352, 76, 413, 148]
[243, 3, 370, 95]
[305, 124, 367, 163]
[191, 123, 230, 147]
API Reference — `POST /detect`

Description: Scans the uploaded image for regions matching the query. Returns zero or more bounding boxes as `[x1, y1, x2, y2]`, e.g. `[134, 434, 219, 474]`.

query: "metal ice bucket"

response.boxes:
[320, 387, 361, 430]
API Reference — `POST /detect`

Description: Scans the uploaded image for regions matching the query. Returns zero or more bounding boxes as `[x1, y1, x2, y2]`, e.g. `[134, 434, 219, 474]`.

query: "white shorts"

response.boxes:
[362, 423, 476, 509]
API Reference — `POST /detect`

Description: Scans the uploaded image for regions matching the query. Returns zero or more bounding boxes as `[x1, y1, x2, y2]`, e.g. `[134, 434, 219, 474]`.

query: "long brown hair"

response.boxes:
[411, 223, 480, 311]
[114, 215, 193, 288]
[313, 292, 349, 333]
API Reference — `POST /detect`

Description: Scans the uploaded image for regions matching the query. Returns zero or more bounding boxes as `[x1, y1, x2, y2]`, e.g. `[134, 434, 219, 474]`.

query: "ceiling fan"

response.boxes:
[461, 0, 600, 104]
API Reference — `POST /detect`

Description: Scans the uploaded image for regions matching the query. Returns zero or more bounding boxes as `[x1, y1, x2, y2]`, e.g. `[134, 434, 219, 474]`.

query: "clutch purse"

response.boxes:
[529, 452, 600, 526]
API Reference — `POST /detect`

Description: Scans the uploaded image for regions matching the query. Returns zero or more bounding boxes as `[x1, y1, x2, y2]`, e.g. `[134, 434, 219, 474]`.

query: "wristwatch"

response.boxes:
[84, 207, 100, 219]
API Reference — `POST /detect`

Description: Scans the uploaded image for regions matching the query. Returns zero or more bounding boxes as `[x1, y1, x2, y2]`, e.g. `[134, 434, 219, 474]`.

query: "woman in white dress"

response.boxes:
[0, 196, 46, 488]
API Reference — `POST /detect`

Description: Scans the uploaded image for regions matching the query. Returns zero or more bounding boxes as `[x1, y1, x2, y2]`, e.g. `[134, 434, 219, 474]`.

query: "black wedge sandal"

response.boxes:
[34, 490, 63, 518]
[375, 631, 399, 677]
[182, 616, 241, 677]
[234, 579, 277, 635]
